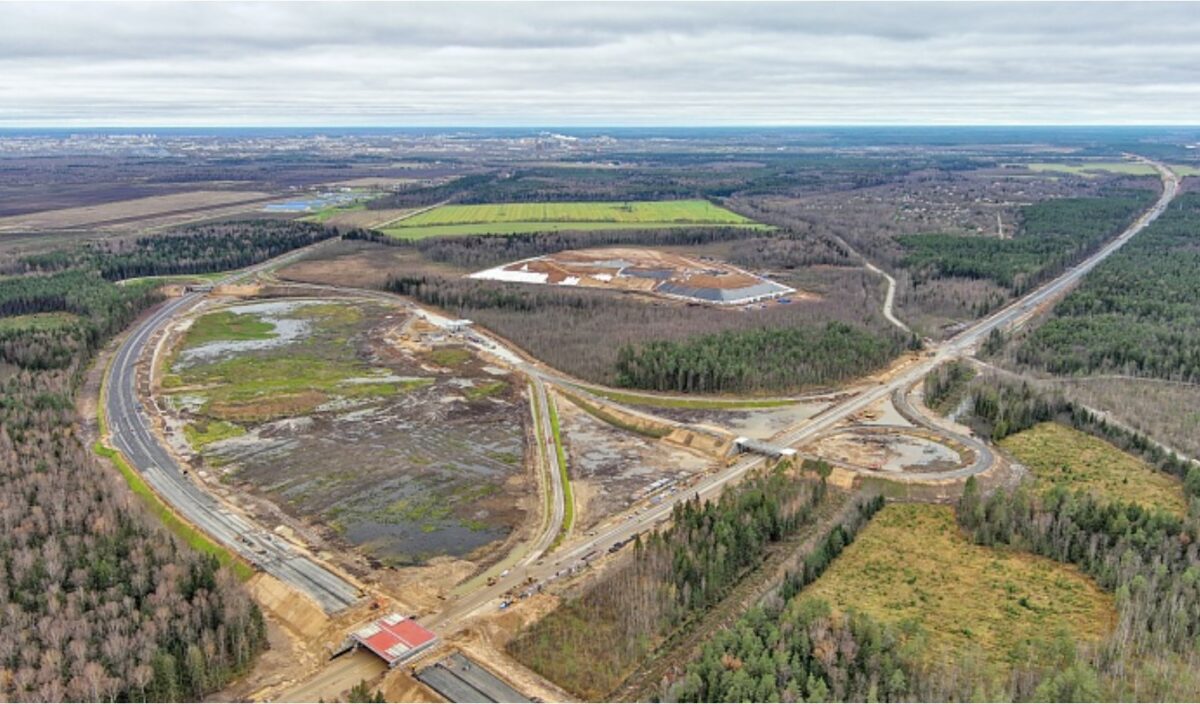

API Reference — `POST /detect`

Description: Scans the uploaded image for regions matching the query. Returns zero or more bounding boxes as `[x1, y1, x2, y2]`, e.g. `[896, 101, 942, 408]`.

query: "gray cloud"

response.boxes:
[0, 1, 1197, 126]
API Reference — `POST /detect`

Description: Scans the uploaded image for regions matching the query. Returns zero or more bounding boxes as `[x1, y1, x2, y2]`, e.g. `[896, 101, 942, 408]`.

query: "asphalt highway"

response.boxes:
[104, 241, 362, 613]
[418, 157, 1180, 628]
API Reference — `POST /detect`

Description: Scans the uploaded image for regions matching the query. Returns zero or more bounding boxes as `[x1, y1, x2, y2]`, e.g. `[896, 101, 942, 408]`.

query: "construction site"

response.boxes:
[469, 247, 797, 306]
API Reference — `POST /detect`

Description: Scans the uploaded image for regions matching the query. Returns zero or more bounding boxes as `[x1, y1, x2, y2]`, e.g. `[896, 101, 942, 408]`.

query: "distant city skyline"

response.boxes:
[1, 1, 1198, 127]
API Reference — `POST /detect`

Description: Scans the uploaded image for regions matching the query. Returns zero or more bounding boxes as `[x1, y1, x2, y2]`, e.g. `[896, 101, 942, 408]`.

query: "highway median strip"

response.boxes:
[547, 393, 574, 546]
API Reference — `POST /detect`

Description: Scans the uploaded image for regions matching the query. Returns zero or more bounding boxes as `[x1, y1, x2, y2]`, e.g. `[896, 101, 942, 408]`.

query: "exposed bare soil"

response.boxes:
[0, 189, 273, 231]
[556, 397, 711, 530]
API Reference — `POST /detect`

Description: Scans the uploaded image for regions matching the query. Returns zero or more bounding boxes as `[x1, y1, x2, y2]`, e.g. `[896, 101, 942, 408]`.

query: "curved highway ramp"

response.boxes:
[105, 291, 361, 613]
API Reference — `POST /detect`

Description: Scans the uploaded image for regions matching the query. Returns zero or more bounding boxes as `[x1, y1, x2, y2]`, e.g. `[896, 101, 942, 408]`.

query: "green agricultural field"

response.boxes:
[1000, 422, 1188, 515]
[802, 504, 1113, 670]
[1025, 162, 1159, 177]
[380, 199, 764, 239]
[1025, 162, 1200, 178]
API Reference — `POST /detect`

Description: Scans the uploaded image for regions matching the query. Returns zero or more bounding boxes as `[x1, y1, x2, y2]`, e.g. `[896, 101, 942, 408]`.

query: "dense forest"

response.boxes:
[1014, 193, 1200, 382]
[508, 466, 833, 699]
[899, 190, 1154, 295]
[21, 220, 339, 281]
[0, 268, 268, 701]
[614, 322, 907, 394]
[385, 269, 899, 388]
[673, 597, 921, 703]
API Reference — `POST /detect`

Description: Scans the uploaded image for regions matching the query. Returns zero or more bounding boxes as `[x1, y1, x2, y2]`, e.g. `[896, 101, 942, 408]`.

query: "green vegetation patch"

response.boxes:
[1025, 162, 1160, 177]
[1000, 422, 1188, 516]
[547, 394, 574, 541]
[176, 354, 417, 423]
[583, 385, 797, 410]
[464, 379, 507, 400]
[802, 504, 1113, 669]
[426, 346, 472, 367]
[184, 419, 246, 450]
[0, 311, 79, 332]
[381, 199, 764, 239]
[559, 390, 671, 439]
[183, 310, 276, 346]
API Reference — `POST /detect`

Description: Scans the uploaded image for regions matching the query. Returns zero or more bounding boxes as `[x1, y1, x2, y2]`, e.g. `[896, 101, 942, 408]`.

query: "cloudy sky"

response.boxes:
[1, 1, 1197, 127]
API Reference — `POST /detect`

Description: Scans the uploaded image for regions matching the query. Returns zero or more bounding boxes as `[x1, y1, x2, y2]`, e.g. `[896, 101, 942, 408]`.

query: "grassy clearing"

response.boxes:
[464, 379, 507, 401]
[426, 347, 472, 367]
[118, 270, 231, 286]
[95, 376, 254, 580]
[581, 385, 797, 410]
[183, 310, 276, 346]
[802, 504, 1113, 670]
[1025, 162, 1159, 177]
[302, 202, 366, 224]
[184, 419, 246, 450]
[1025, 162, 1200, 178]
[547, 394, 574, 541]
[1000, 422, 1187, 515]
[381, 199, 764, 239]
[0, 311, 79, 332]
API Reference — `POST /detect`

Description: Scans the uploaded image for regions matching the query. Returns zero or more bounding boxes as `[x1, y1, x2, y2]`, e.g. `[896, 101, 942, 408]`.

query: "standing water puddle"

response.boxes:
[175, 300, 314, 367]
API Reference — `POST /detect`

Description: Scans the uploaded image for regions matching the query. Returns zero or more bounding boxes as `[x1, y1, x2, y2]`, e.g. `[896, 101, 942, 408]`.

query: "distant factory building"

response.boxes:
[349, 613, 438, 667]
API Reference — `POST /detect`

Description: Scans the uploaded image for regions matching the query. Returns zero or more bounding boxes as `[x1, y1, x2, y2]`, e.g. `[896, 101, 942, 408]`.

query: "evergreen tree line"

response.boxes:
[957, 478, 1200, 699]
[1015, 193, 1200, 382]
[613, 323, 907, 394]
[0, 232, 300, 700]
[921, 359, 976, 414]
[21, 220, 340, 281]
[899, 190, 1155, 294]
[348, 223, 844, 271]
[507, 466, 830, 700]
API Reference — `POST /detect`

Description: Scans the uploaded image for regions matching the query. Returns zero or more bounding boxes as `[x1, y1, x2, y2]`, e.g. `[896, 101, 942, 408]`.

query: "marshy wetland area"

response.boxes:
[157, 295, 532, 570]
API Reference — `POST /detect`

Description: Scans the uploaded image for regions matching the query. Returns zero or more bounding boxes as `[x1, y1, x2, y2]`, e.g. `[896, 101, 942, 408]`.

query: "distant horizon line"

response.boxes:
[2, 123, 1199, 129]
